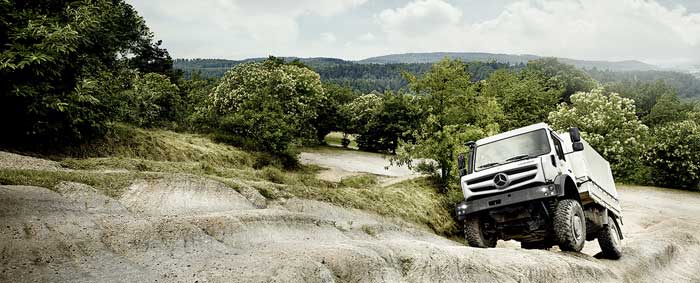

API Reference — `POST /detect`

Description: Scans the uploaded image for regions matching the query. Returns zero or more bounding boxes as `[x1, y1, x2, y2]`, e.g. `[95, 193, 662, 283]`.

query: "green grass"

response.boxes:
[1, 125, 461, 238]
[0, 169, 151, 198]
[339, 174, 378, 188]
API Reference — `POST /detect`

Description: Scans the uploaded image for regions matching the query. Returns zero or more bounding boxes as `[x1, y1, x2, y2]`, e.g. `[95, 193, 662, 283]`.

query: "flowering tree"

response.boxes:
[209, 58, 324, 154]
[548, 88, 649, 179]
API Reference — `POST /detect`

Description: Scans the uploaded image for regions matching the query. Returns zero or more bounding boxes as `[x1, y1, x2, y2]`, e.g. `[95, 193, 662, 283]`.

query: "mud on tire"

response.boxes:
[464, 215, 497, 248]
[597, 216, 622, 259]
[553, 199, 586, 251]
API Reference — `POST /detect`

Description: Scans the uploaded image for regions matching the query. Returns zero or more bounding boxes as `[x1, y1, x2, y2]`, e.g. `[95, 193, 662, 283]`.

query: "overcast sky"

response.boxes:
[127, 0, 700, 67]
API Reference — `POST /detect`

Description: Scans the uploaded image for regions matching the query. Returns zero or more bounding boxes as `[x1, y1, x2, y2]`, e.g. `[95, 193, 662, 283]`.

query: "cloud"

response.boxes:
[127, 0, 367, 58]
[376, 0, 700, 65]
[378, 0, 462, 34]
[358, 32, 376, 41]
[320, 32, 338, 44]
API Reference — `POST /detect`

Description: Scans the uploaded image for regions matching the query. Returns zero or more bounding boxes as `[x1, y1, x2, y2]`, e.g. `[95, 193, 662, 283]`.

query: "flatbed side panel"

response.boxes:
[561, 134, 621, 216]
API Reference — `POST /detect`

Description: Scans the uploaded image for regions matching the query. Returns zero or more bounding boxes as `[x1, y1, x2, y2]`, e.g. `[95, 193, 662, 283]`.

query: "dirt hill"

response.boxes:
[1, 149, 699, 282]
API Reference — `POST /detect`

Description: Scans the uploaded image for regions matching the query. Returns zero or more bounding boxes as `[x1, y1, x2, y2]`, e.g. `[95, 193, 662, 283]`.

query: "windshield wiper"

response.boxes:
[504, 154, 533, 162]
[478, 162, 501, 169]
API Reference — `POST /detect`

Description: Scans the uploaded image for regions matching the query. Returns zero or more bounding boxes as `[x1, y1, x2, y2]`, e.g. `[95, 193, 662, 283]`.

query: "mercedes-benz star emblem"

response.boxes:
[493, 173, 509, 188]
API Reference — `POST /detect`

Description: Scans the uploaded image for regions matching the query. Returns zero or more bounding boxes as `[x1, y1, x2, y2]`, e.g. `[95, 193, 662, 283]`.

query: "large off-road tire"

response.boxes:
[553, 199, 586, 251]
[597, 216, 622, 259]
[464, 216, 497, 248]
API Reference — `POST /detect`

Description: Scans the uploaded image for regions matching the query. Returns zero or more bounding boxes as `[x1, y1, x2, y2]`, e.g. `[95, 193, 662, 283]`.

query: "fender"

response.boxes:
[553, 173, 580, 202]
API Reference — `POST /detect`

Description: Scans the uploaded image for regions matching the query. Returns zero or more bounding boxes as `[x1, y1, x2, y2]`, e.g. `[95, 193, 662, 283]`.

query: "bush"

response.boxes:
[0, 1, 171, 146]
[548, 88, 649, 180]
[208, 58, 324, 155]
[645, 120, 700, 189]
[121, 73, 183, 128]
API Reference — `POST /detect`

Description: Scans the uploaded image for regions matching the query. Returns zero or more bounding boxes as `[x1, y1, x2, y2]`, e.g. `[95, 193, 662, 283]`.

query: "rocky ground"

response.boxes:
[1, 150, 700, 282]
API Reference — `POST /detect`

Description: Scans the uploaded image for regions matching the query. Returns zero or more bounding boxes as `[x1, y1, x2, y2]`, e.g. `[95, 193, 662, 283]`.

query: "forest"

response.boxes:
[2, 0, 700, 192]
[175, 58, 700, 100]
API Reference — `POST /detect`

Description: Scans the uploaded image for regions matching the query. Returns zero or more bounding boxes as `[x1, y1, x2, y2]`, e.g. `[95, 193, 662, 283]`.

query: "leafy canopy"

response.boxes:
[548, 88, 649, 179]
[209, 58, 325, 155]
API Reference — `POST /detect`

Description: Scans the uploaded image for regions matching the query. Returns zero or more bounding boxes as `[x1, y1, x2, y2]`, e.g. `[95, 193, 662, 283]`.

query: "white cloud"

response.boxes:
[376, 0, 700, 65]
[378, 0, 462, 34]
[358, 32, 376, 41]
[320, 32, 338, 44]
[127, 0, 367, 58]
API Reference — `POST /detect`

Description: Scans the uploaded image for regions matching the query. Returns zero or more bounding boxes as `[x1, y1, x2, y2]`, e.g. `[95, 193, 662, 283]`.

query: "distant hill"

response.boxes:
[359, 52, 659, 72]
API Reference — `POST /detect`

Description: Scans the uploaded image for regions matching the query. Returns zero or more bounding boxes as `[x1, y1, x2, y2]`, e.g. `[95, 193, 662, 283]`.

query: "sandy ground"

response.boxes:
[1, 151, 700, 282]
[299, 147, 422, 186]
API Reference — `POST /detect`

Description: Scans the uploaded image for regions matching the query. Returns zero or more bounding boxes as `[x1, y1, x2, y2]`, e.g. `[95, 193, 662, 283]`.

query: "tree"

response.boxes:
[604, 80, 677, 119]
[524, 58, 596, 101]
[548, 88, 649, 180]
[645, 120, 700, 189]
[313, 83, 357, 143]
[643, 93, 694, 127]
[346, 91, 422, 153]
[0, 0, 172, 145]
[122, 73, 183, 128]
[392, 59, 502, 188]
[208, 58, 324, 155]
[481, 69, 563, 130]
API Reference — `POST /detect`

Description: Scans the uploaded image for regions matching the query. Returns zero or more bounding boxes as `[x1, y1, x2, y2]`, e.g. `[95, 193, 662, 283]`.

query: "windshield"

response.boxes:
[474, 129, 551, 171]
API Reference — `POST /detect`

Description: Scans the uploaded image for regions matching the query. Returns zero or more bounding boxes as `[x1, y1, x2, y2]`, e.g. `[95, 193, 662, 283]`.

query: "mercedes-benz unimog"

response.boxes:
[455, 123, 623, 259]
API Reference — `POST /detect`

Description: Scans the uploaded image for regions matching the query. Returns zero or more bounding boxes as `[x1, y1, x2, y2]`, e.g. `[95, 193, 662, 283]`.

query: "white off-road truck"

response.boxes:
[455, 123, 623, 259]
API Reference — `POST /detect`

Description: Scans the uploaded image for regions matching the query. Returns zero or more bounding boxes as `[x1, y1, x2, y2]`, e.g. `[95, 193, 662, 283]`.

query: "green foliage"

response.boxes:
[481, 69, 563, 130]
[174, 58, 516, 93]
[548, 88, 649, 180]
[645, 120, 700, 189]
[0, 0, 174, 146]
[604, 80, 677, 118]
[589, 69, 700, 100]
[313, 83, 358, 143]
[120, 73, 183, 128]
[643, 93, 695, 127]
[393, 59, 502, 187]
[523, 58, 597, 101]
[208, 58, 325, 155]
[347, 91, 422, 153]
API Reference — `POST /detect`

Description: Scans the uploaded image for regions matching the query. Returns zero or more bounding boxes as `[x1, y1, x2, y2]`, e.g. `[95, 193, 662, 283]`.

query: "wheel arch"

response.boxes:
[555, 174, 580, 203]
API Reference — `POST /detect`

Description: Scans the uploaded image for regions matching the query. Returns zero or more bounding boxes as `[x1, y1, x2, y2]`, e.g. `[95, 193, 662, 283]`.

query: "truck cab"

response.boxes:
[455, 123, 623, 258]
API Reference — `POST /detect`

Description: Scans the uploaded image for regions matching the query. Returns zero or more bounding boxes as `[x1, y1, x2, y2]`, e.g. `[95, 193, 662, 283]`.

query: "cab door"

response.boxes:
[550, 131, 573, 175]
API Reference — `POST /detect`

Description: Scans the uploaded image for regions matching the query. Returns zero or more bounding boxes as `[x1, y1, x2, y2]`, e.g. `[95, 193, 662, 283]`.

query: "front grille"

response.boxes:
[468, 165, 537, 184]
[466, 164, 538, 193]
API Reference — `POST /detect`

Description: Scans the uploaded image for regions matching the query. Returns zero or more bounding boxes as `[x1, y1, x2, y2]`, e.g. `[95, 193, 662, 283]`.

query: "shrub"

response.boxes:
[548, 88, 649, 181]
[645, 120, 700, 189]
[122, 73, 183, 128]
[208, 58, 324, 155]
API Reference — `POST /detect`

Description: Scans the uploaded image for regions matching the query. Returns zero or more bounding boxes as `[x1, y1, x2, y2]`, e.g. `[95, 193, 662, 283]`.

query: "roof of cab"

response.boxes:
[475, 122, 551, 146]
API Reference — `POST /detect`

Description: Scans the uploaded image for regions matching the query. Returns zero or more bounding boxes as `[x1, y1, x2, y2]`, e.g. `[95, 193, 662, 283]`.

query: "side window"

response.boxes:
[551, 132, 565, 161]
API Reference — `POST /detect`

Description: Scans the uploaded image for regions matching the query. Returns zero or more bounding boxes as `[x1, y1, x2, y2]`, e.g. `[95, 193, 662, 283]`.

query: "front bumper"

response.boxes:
[455, 183, 560, 221]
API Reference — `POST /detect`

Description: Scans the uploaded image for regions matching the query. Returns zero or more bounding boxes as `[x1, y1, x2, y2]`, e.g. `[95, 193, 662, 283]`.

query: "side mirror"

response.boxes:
[569, 127, 581, 143]
[572, 142, 584, 152]
[458, 153, 467, 177]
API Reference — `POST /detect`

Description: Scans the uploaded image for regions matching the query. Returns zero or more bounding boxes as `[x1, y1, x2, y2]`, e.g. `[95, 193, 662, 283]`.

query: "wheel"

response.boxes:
[521, 240, 553, 250]
[597, 216, 622, 259]
[553, 199, 586, 251]
[464, 216, 497, 248]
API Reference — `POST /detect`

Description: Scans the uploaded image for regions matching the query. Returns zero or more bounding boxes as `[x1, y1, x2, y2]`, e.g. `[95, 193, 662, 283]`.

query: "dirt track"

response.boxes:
[1, 151, 700, 282]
